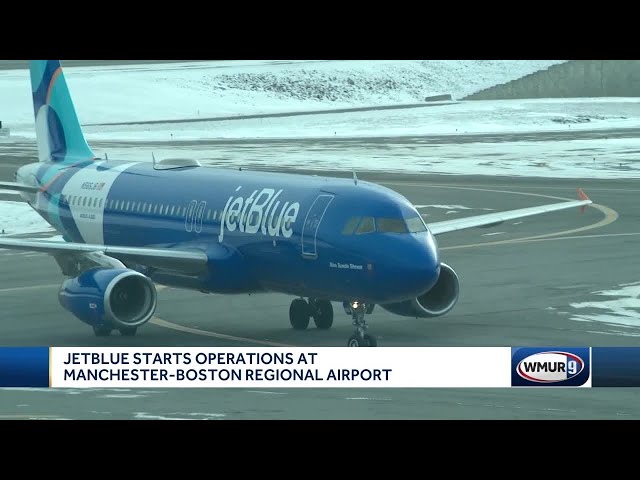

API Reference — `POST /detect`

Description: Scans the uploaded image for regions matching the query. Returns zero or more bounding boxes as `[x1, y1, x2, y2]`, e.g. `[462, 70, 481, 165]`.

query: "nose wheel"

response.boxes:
[346, 301, 377, 347]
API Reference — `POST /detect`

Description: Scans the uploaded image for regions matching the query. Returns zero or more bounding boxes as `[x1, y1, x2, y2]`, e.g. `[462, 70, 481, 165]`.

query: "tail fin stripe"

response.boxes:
[31, 60, 59, 115]
[46, 67, 63, 105]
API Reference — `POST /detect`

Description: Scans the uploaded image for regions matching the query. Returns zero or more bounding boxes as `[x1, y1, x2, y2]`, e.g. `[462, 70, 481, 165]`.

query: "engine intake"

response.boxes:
[379, 263, 460, 318]
[59, 268, 157, 329]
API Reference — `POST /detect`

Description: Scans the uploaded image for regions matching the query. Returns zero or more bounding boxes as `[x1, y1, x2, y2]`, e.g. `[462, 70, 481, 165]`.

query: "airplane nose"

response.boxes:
[368, 231, 441, 303]
[410, 231, 440, 294]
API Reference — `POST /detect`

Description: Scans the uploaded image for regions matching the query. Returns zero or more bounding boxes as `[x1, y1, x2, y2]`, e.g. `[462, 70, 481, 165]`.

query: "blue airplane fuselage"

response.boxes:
[17, 159, 441, 305]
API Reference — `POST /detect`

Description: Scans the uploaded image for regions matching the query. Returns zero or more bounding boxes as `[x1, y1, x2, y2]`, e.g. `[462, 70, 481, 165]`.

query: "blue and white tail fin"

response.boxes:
[29, 60, 96, 163]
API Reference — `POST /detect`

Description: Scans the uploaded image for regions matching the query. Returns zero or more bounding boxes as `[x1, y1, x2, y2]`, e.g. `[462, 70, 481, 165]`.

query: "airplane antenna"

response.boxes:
[152, 152, 156, 169]
[353, 170, 358, 185]
[105, 152, 108, 161]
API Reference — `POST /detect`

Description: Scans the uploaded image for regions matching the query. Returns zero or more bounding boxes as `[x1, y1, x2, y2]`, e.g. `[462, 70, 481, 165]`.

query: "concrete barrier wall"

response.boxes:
[463, 61, 640, 100]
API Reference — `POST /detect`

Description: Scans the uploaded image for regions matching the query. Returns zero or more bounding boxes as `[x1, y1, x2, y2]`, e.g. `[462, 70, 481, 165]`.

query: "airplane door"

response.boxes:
[301, 194, 334, 258]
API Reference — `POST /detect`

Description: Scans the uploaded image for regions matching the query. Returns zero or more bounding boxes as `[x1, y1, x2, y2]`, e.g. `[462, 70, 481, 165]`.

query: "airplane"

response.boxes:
[0, 60, 593, 347]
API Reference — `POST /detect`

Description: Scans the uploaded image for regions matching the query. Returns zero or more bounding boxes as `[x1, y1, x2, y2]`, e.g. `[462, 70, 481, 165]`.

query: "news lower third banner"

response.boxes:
[2, 346, 640, 388]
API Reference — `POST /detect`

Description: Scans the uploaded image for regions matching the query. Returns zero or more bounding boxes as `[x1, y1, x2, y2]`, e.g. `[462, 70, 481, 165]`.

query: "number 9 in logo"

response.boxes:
[567, 360, 577, 375]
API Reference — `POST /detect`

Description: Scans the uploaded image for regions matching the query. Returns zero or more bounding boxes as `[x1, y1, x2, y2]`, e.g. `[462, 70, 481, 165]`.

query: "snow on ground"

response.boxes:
[568, 282, 640, 337]
[2, 60, 640, 180]
[0, 60, 565, 131]
[0, 201, 55, 236]
[70, 134, 640, 179]
[22, 97, 636, 143]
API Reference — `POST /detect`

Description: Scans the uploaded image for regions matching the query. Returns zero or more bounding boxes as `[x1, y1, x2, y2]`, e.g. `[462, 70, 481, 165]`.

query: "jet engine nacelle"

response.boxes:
[58, 267, 157, 329]
[379, 263, 460, 318]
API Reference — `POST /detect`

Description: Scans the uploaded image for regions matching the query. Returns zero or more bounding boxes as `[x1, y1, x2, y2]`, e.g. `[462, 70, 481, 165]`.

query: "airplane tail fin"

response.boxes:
[29, 60, 96, 163]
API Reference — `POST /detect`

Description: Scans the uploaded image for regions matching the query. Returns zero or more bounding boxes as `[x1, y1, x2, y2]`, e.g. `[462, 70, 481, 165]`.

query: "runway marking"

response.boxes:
[148, 284, 295, 345]
[149, 316, 295, 347]
[0, 414, 61, 419]
[246, 390, 288, 395]
[0, 284, 58, 294]
[345, 397, 392, 401]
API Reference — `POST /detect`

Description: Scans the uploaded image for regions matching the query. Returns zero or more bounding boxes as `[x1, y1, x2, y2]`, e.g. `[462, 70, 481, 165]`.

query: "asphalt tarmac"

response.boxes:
[1, 171, 639, 419]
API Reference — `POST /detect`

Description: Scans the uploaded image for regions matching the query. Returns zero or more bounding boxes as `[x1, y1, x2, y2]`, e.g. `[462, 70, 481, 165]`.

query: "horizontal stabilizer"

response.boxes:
[0, 181, 39, 193]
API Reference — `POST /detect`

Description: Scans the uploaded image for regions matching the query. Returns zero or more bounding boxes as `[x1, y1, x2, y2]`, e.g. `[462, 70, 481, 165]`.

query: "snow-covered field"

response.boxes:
[0, 60, 566, 129]
[58, 97, 638, 142]
[568, 282, 640, 337]
[0, 201, 55, 236]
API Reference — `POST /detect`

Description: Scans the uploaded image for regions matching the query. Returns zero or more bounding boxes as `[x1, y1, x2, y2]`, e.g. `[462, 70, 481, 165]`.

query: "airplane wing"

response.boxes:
[0, 181, 39, 193]
[427, 189, 592, 236]
[0, 238, 209, 275]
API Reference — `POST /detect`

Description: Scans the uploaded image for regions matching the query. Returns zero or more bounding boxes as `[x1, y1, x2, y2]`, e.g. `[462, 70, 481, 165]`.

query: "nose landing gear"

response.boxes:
[346, 301, 377, 347]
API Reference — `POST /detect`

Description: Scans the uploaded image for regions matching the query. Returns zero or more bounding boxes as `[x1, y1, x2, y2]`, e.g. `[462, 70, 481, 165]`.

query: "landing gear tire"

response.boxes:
[312, 299, 334, 330]
[347, 333, 377, 347]
[289, 298, 310, 330]
[119, 327, 138, 337]
[93, 325, 112, 337]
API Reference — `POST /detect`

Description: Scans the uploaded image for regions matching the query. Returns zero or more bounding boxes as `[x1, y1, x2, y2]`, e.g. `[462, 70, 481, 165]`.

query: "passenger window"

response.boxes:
[342, 217, 361, 235]
[99, 198, 104, 208]
[171, 206, 176, 216]
[154, 204, 158, 214]
[406, 216, 427, 233]
[355, 217, 375, 235]
[377, 218, 408, 233]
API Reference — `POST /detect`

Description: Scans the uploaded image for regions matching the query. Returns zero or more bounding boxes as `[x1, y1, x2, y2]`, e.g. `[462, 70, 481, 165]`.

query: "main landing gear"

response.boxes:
[288, 298, 377, 347]
[345, 301, 377, 347]
[289, 298, 334, 330]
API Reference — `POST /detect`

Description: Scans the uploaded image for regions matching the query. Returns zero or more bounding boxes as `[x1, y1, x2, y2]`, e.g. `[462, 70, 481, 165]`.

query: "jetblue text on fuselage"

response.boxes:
[218, 187, 300, 242]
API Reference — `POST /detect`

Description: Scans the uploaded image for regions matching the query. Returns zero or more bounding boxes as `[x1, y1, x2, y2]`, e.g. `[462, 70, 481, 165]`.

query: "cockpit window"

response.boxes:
[342, 215, 427, 235]
[355, 216, 375, 234]
[406, 215, 427, 233]
[342, 216, 361, 235]
[376, 218, 409, 233]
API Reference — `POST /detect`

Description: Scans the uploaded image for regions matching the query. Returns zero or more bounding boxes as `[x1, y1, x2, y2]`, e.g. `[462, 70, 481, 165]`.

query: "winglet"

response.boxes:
[577, 188, 590, 214]
[577, 188, 590, 202]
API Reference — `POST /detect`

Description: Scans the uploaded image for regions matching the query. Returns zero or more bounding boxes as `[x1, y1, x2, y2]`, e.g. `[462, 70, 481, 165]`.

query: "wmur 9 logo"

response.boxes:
[511, 347, 591, 387]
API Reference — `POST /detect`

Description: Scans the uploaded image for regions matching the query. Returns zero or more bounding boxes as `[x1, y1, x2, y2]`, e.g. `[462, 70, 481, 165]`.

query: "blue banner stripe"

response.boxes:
[592, 347, 640, 387]
[0, 347, 50, 388]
